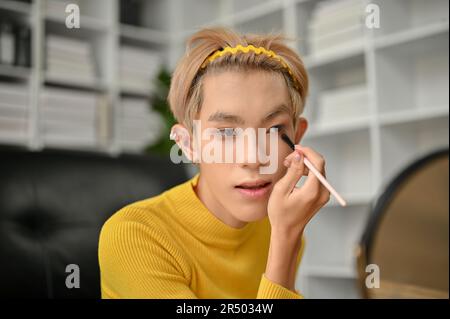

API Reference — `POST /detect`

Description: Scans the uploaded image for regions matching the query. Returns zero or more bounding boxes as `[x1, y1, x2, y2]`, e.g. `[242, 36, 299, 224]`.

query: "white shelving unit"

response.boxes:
[1, 0, 448, 298]
[0, 0, 168, 153]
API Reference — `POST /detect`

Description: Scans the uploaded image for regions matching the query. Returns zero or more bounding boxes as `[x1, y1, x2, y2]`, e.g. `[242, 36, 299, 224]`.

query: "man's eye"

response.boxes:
[267, 124, 284, 134]
[217, 128, 237, 137]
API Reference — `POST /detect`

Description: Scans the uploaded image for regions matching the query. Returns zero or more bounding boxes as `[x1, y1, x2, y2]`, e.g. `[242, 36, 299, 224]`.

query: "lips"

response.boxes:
[235, 180, 272, 199]
[235, 180, 271, 189]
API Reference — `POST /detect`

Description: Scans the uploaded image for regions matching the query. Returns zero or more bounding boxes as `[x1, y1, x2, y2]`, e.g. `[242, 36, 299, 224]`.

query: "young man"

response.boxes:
[99, 27, 330, 299]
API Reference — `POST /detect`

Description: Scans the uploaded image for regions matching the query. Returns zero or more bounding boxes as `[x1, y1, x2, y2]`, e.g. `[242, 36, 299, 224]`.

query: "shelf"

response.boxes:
[234, 8, 283, 34]
[231, 0, 283, 26]
[0, 0, 32, 14]
[372, 0, 449, 38]
[375, 29, 448, 114]
[177, 0, 225, 34]
[304, 40, 365, 69]
[304, 57, 367, 126]
[0, 64, 31, 79]
[44, 74, 107, 92]
[119, 88, 152, 98]
[305, 116, 371, 138]
[44, 13, 110, 33]
[374, 20, 449, 50]
[120, 24, 169, 45]
[379, 106, 449, 127]
[0, 132, 28, 146]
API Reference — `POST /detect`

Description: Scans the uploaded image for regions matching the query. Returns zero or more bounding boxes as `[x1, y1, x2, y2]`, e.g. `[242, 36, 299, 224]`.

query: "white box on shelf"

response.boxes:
[317, 84, 369, 124]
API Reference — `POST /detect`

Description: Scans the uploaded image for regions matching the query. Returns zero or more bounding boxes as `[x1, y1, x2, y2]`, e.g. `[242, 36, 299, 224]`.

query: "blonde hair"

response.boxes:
[167, 27, 309, 132]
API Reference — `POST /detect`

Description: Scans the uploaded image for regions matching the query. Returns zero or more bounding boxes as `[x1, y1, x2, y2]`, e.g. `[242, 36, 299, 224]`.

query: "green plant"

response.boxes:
[145, 67, 176, 155]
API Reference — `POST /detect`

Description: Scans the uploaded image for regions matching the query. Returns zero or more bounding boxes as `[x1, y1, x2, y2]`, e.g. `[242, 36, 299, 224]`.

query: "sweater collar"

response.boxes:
[166, 173, 259, 248]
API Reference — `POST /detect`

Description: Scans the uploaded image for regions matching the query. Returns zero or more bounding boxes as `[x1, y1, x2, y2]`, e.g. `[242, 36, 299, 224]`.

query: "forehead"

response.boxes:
[200, 70, 291, 120]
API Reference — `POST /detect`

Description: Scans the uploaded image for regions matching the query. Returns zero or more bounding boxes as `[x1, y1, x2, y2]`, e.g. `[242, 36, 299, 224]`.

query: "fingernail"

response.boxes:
[294, 153, 301, 162]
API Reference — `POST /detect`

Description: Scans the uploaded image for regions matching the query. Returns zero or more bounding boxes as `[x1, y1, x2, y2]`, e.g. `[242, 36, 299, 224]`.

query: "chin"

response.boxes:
[236, 204, 269, 223]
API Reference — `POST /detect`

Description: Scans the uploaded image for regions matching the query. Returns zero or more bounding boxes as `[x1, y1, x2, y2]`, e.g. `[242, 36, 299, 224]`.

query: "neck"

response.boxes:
[194, 174, 248, 229]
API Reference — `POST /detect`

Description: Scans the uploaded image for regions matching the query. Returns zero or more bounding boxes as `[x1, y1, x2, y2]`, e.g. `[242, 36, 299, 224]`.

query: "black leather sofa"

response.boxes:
[0, 145, 188, 298]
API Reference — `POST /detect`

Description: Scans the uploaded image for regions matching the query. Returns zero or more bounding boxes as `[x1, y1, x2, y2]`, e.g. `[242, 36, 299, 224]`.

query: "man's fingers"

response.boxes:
[283, 152, 309, 175]
[295, 145, 326, 195]
[274, 150, 305, 196]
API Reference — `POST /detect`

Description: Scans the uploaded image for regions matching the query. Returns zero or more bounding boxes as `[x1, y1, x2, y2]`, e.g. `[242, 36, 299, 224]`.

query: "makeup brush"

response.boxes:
[281, 133, 347, 207]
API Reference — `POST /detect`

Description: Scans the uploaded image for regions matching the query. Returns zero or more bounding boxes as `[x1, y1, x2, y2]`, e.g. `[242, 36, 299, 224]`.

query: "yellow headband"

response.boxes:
[200, 44, 299, 90]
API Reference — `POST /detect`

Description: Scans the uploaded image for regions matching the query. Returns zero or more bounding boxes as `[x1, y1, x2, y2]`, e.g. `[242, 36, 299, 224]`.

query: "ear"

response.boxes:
[294, 117, 308, 145]
[170, 124, 197, 162]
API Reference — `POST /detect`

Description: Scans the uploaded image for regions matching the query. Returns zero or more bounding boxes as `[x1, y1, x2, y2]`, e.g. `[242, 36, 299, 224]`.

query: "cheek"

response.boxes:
[200, 163, 234, 184]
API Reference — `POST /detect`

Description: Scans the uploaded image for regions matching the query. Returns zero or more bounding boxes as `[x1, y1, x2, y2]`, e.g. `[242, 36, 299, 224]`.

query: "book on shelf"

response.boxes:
[45, 35, 97, 84]
[119, 46, 162, 94]
[0, 82, 29, 139]
[119, 97, 163, 152]
[39, 87, 99, 147]
[0, 117, 28, 137]
[0, 82, 30, 106]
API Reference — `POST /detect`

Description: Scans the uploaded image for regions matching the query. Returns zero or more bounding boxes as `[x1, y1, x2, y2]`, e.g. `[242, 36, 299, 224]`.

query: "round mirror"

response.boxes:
[357, 149, 449, 299]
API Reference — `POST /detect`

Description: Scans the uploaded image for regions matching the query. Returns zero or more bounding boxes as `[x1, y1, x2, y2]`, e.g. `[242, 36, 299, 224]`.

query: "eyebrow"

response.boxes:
[207, 104, 291, 125]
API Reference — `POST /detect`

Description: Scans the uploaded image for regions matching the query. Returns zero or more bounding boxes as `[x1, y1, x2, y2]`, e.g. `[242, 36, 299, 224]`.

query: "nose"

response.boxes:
[237, 133, 267, 169]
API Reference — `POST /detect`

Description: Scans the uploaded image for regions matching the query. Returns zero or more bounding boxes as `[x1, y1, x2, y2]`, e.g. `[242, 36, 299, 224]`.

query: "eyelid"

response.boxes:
[267, 124, 285, 133]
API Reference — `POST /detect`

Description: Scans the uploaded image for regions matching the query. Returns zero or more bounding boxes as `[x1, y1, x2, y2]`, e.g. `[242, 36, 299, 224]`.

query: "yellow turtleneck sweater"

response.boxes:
[98, 173, 305, 299]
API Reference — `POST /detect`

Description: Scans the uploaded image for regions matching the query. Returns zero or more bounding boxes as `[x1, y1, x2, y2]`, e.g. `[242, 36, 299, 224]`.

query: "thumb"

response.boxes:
[274, 150, 305, 196]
